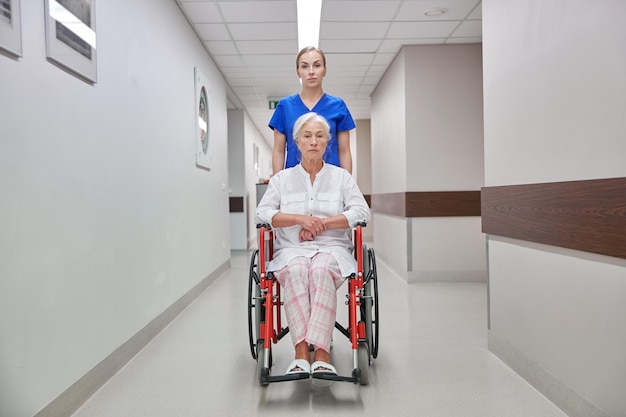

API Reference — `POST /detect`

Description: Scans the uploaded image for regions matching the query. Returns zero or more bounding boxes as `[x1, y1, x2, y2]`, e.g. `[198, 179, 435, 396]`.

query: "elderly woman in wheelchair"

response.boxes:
[255, 112, 371, 383]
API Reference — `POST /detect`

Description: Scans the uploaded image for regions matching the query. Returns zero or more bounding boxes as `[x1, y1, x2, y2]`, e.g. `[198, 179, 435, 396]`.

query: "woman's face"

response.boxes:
[296, 120, 329, 161]
[296, 50, 326, 88]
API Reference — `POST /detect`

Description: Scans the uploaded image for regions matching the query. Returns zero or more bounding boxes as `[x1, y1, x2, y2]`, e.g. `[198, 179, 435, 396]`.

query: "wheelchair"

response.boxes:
[247, 222, 379, 386]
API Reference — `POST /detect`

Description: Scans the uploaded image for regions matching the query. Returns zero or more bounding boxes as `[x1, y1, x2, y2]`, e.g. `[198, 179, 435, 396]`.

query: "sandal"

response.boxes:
[285, 359, 310, 376]
[311, 361, 337, 375]
[311, 361, 337, 387]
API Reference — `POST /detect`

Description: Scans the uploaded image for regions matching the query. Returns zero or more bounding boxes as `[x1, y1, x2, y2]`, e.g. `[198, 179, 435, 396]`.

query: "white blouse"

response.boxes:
[255, 163, 370, 277]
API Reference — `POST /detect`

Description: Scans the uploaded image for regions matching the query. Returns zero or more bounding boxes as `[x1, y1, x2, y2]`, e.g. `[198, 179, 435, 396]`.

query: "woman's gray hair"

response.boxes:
[292, 112, 331, 142]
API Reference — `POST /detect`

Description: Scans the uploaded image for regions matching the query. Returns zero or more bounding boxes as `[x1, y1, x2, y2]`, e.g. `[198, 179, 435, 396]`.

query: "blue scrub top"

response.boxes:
[268, 93, 356, 169]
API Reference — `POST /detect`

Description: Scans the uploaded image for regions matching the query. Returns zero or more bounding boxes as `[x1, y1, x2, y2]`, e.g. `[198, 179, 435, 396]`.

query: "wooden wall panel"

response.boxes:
[371, 191, 481, 217]
[229, 196, 244, 213]
[406, 191, 481, 217]
[482, 177, 626, 259]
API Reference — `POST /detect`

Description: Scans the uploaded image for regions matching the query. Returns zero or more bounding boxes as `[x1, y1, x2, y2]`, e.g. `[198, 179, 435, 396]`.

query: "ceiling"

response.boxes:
[175, 0, 482, 146]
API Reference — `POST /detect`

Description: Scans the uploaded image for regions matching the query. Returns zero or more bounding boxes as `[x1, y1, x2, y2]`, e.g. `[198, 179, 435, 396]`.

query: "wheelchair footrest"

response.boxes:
[262, 371, 311, 384]
[261, 370, 362, 384]
[311, 372, 359, 384]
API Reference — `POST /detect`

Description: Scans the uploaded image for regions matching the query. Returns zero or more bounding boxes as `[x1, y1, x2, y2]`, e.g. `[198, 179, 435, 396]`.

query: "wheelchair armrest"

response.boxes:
[258, 222, 363, 229]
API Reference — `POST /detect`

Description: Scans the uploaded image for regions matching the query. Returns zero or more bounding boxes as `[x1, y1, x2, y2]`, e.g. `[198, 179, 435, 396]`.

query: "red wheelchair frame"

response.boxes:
[247, 222, 379, 385]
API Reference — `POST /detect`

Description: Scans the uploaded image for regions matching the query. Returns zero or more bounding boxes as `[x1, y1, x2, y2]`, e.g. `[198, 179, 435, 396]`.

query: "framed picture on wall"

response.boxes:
[0, 0, 22, 57]
[195, 67, 211, 170]
[44, 0, 97, 83]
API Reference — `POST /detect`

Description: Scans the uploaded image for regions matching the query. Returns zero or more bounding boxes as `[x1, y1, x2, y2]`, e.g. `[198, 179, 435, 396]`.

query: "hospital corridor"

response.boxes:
[1, 1, 624, 417]
[69, 251, 567, 417]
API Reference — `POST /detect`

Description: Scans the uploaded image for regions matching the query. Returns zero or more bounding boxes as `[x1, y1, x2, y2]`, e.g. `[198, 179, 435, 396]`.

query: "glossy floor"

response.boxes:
[72, 251, 567, 417]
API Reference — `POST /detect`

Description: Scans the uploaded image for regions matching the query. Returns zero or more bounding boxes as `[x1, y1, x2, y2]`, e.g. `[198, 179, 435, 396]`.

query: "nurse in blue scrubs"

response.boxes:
[269, 46, 356, 174]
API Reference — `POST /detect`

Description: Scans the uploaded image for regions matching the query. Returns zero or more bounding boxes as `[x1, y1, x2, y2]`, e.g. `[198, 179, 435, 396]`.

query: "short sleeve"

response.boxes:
[336, 100, 356, 132]
[268, 100, 287, 135]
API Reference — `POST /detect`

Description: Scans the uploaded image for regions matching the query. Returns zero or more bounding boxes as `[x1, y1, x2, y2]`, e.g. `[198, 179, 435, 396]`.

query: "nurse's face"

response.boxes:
[296, 50, 326, 88]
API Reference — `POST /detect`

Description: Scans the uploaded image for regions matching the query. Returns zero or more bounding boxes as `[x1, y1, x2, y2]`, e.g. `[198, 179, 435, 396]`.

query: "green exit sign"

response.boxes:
[269, 100, 279, 109]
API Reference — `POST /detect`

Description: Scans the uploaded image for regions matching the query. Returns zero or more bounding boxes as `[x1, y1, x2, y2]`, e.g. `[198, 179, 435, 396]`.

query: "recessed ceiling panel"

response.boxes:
[451, 20, 482, 38]
[203, 40, 238, 54]
[228, 22, 296, 40]
[195, 23, 231, 41]
[218, 1, 295, 22]
[235, 39, 297, 55]
[371, 52, 395, 66]
[319, 39, 381, 53]
[214, 54, 246, 67]
[181, 2, 221, 23]
[322, 1, 401, 22]
[321, 22, 389, 40]
[387, 21, 458, 39]
[243, 53, 293, 67]
[325, 52, 376, 67]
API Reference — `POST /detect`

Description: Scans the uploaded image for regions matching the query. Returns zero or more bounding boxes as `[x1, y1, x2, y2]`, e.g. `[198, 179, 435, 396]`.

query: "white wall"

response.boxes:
[411, 217, 486, 281]
[489, 239, 626, 417]
[228, 110, 246, 197]
[228, 110, 246, 250]
[244, 112, 273, 249]
[371, 51, 407, 194]
[371, 45, 486, 282]
[404, 44, 484, 192]
[354, 119, 373, 242]
[371, 51, 408, 273]
[483, 0, 626, 186]
[405, 44, 485, 282]
[354, 119, 372, 196]
[372, 213, 409, 279]
[0, 1, 230, 416]
[483, 1, 626, 416]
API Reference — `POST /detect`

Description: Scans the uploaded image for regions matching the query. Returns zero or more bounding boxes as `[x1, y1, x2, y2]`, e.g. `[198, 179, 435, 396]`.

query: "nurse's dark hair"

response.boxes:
[296, 46, 327, 68]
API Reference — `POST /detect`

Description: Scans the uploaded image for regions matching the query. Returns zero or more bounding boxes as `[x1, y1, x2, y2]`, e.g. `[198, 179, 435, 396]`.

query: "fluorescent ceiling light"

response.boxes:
[50, 0, 96, 48]
[297, 0, 322, 50]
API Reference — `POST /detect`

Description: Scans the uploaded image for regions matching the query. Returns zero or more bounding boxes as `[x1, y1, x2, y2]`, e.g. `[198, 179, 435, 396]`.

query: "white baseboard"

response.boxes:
[488, 331, 611, 417]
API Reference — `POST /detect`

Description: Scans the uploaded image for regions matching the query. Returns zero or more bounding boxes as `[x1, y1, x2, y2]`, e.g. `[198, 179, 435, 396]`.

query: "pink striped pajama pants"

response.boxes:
[274, 252, 345, 353]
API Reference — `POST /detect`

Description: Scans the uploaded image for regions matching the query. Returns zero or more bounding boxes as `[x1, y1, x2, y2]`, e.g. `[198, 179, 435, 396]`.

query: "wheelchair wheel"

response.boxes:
[357, 341, 370, 385]
[362, 246, 380, 358]
[247, 250, 262, 360]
